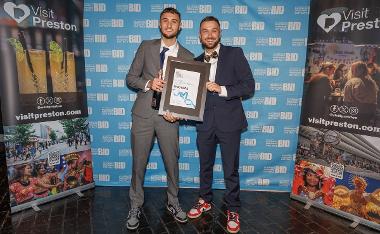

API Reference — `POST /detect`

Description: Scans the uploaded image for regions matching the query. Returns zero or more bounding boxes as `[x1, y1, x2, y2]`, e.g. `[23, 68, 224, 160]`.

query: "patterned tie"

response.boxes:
[160, 47, 169, 68]
[204, 50, 218, 62]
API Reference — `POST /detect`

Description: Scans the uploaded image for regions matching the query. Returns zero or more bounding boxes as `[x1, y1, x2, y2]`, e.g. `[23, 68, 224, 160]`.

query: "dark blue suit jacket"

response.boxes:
[195, 44, 255, 132]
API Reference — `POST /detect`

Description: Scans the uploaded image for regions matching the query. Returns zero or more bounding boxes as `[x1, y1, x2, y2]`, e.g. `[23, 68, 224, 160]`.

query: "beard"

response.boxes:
[160, 28, 179, 39]
[201, 37, 221, 50]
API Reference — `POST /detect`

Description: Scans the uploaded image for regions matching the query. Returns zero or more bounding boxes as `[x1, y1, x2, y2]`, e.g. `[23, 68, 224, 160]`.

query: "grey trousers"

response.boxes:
[129, 113, 180, 208]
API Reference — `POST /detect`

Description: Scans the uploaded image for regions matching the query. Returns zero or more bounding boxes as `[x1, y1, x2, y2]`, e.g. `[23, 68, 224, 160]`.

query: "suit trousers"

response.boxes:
[197, 128, 241, 212]
[129, 113, 180, 208]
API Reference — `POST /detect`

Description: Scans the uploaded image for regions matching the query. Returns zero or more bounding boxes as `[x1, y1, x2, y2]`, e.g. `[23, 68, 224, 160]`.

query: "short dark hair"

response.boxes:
[160, 7, 181, 21]
[200, 16, 220, 28]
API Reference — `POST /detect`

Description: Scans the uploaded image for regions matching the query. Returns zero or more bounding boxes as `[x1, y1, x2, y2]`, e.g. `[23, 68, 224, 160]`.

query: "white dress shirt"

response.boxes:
[204, 44, 227, 97]
[144, 40, 179, 91]
[161, 41, 179, 78]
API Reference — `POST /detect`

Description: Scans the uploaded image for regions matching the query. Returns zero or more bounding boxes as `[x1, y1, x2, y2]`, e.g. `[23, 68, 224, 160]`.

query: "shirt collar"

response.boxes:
[161, 40, 178, 52]
[204, 43, 221, 56]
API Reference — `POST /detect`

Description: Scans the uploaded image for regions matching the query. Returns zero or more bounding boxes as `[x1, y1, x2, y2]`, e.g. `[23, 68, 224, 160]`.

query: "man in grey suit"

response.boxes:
[125, 7, 193, 230]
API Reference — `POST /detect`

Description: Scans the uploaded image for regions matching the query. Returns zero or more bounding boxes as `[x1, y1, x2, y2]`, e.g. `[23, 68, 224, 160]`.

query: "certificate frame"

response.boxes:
[158, 56, 210, 121]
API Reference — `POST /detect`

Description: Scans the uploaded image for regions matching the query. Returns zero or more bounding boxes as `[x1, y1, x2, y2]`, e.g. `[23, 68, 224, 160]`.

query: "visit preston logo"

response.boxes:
[317, 13, 341, 33]
[3, 2, 30, 23]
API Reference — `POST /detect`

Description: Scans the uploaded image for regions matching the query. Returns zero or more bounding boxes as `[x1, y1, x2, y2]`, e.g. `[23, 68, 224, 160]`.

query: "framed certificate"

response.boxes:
[158, 56, 210, 121]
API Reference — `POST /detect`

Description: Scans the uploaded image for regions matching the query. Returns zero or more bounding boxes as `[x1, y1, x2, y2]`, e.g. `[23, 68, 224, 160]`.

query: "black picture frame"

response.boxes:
[158, 56, 210, 121]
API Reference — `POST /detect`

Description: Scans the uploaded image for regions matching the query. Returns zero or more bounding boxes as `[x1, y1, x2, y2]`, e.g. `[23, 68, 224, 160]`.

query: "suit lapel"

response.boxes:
[150, 39, 161, 70]
[215, 44, 225, 83]
[195, 53, 205, 62]
[178, 43, 185, 58]
[178, 43, 191, 60]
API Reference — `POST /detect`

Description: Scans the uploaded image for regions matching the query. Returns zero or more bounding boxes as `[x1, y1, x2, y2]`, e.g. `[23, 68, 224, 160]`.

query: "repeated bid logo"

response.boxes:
[3, 2, 30, 23]
[317, 13, 341, 33]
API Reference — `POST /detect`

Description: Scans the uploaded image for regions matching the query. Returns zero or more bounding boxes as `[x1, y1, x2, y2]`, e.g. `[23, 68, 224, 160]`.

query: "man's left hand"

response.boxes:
[206, 81, 221, 93]
[163, 111, 180, 123]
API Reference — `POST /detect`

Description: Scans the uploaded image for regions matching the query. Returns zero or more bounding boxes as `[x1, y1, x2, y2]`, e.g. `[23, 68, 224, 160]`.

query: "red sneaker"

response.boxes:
[187, 198, 211, 219]
[226, 210, 240, 233]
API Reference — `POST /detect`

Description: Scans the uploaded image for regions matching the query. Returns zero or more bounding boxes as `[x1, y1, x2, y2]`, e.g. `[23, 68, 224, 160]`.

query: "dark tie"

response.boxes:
[152, 47, 169, 110]
[160, 47, 169, 68]
[204, 51, 218, 62]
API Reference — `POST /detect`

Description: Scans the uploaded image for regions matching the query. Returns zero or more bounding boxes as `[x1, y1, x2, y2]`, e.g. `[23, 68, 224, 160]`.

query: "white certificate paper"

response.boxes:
[169, 68, 200, 109]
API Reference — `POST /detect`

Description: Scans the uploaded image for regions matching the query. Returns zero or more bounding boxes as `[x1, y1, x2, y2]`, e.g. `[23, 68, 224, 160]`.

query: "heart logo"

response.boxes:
[317, 13, 341, 33]
[3, 2, 30, 24]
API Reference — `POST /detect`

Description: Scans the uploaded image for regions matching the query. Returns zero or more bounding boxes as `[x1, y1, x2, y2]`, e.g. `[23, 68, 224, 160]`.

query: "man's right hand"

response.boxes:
[149, 78, 166, 92]
[149, 71, 166, 92]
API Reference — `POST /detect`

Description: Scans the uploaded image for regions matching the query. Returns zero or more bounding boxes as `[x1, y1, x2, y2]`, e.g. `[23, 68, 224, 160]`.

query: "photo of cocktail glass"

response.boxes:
[15, 49, 47, 94]
[49, 51, 77, 92]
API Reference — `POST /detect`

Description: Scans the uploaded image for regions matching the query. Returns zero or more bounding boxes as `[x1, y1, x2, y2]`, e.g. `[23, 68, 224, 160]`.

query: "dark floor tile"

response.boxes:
[191, 214, 215, 233]
[149, 221, 168, 234]
[77, 228, 92, 234]
[0, 227, 13, 234]
[301, 222, 329, 233]
[15, 230, 32, 234]
[2, 187, 380, 234]
[179, 223, 197, 233]
[93, 228, 108, 234]
[137, 227, 153, 234]
[249, 223, 285, 234]
[30, 225, 49, 234]
[211, 223, 228, 234]
[18, 220, 35, 230]
[164, 221, 183, 234]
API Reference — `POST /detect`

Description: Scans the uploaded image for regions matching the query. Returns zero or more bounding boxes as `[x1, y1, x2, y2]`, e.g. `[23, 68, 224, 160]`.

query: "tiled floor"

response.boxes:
[1, 187, 379, 233]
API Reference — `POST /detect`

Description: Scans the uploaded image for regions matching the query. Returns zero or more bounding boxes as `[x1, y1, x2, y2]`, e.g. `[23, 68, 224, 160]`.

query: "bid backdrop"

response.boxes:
[84, 0, 310, 191]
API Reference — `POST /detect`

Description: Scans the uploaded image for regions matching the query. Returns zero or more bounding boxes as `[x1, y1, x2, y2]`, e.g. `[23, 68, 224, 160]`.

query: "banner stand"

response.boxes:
[291, 194, 380, 231]
[11, 183, 94, 214]
[1, 0, 94, 213]
[291, 0, 380, 231]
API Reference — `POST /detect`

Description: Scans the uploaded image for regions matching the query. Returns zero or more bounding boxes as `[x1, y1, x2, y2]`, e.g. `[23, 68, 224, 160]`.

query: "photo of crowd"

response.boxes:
[301, 41, 380, 129]
[296, 125, 380, 178]
[4, 118, 90, 166]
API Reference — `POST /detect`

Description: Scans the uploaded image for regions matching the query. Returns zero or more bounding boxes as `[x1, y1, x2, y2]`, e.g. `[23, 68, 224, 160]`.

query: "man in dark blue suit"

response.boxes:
[187, 16, 255, 233]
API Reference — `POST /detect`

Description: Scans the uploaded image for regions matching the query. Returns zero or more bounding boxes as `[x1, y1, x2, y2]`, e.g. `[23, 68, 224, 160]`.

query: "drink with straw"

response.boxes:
[9, 37, 47, 94]
[49, 40, 77, 93]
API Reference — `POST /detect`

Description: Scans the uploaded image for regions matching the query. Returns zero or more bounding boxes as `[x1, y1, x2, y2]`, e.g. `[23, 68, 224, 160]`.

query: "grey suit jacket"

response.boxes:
[126, 39, 194, 118]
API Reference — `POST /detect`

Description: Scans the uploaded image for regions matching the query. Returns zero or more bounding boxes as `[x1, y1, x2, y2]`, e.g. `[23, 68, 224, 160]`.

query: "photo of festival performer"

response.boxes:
[292, 160, 335, 205]
[9, 164, 36, 205]
[33, 162, 63, 198]
[63, 153, 82, 190]
[58, 150, 93, 191]
[8, 159, 63, 205]
[333, 174, 380, 223]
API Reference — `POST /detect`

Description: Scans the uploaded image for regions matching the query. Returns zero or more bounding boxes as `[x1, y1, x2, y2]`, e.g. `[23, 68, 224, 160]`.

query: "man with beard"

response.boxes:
[187, 16, 255, 233]
[125, 7, 193, 230]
